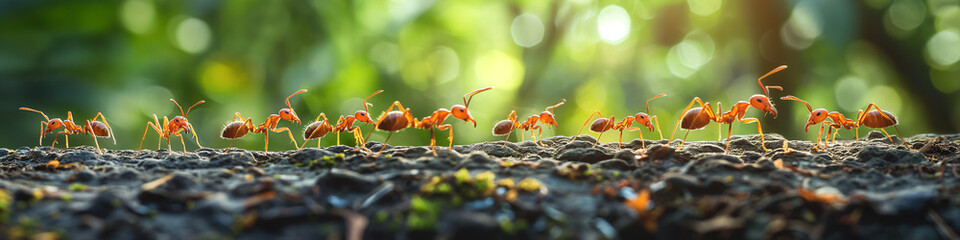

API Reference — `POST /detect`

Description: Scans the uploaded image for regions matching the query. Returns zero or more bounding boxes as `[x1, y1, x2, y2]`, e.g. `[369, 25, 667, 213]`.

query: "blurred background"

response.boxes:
[1, 0, 958, 151]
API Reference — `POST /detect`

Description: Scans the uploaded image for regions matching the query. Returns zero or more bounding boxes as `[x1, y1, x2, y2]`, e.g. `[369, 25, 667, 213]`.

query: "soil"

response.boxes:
[1, 131, 960, 239]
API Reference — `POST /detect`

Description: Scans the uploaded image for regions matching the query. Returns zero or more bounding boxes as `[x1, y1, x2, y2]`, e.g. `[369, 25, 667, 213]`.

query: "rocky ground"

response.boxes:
[1, 131, 959, 239]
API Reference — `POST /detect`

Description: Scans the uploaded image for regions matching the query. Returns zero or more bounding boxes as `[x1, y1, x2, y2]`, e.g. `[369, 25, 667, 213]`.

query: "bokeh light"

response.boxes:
[597, 5, 631, 44]
[175, 17, 212, 54]
[511, 13, 546, 48]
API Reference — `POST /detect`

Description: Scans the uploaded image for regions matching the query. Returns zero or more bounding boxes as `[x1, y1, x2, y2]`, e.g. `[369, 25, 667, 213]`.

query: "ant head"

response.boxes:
[806, 109, 829, 132]
[44, 119, 64, 136]
[633, 113, 655, 131]
[748, 94, 778, 118]
[279, 108, 300, 124]
[539, 111, 557, 128]
[354, 110, 374, 124]
[170, 116, 191, 132]
[450, 105, 475, 127]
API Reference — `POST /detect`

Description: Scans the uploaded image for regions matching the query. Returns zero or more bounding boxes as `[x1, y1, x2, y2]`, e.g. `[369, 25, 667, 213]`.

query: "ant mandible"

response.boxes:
[220, 89, 307, 152]
[671, 65, 787, 153]
[519, 99, 566, 146]
[302, 113, 334, 148]
[19, 107, 116, 154]
[416, 86, 494, 155]
[333, 90, 383, 147]
[139, 99, 205, 153]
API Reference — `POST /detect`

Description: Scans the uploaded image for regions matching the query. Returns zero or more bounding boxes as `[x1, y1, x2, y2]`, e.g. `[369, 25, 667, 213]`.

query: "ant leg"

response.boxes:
[502, 129, 513, 148]
[437, 124, 454, 154]
[627, 127, 644, 150]
[592, 131, 604, 148]
[891, 126, 916, 152]
[537, 127, 544, 146]
[138, 121, 162, 153]
[179, 133, 187, 152]
[263, 130, 270, 152]
[187, 122, 202, 149]
[272, 127, 299, 150]
[617, 130, 624, 152]
[336, 131, 341, 146]
[38, 121, 45, 145]
[572, 111, 602, 145]
[375, 131, 393, 157]
[86, 121, 102, 155]
[651, 116, 663, 140]
[678, 129, 691, 151]
[725, 123, 733, 153]
[739, 118, 770, 152]
[879, 128, 895, 145]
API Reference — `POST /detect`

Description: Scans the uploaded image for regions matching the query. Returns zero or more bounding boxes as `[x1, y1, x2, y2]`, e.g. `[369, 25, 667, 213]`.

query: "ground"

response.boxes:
[1, 131, 959, 239]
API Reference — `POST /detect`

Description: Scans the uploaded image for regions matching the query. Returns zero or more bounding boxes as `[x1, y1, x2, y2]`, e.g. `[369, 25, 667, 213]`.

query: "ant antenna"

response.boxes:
[646, 94, 666, 114]
[19, 107, 50, 122]
[179, 100, 205, 117]
[546, 99, 566, 113]
[364, 90, 384, 112]
[781, 95, 812, 112]
[463, 86, 494, 108]
[285, 89, 308, 117]
[757, 65, 787, 97]
[170, 99, 185, 116]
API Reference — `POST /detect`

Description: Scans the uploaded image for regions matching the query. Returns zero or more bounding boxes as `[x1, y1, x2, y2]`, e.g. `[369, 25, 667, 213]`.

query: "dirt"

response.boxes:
[1, 131, 959, 239]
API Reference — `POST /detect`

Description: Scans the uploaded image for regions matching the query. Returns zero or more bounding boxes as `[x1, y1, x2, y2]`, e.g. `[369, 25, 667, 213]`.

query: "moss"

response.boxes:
[0, 189, 10, 223]
[61, 193, 72, 202]
[475, 171, 495, 193]
[335, 153, 346, 159]
[454, 168, 470, 185]
[517, 178, 542, 192]
[497, 178, 515, 188]
[408, 196, 441, 230]
[436, 183, 452, 194]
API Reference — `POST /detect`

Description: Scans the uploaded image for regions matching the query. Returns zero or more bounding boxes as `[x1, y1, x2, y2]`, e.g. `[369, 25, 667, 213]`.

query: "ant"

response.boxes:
[571, 94, 666, 152]
[619, 94, 667, 151]
[853, 103, 915, 151]
[671, 65, 787, 153]
[780, 95, 835, 151]
[19, 107, 115, 154]
[302, 113, 334, 148]
[415, 86, 494, 155]
[370, 100, 416, 156]
[515, 99, 566, 146]
[220, 89, 307, 152]
[332, 90, 383, 147]
[492, 110, 519, 147]
[139, 99, 205, 153]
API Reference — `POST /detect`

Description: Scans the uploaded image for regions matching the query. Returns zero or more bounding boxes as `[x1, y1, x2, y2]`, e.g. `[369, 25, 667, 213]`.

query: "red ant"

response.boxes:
[853, 103, 914, 151]
[332, 90, 383, 147]
[415, 86, 493, 155]
[19, 107, 115, 154]
[492, 110, 519, 147]
[139, 99, 205, 153]
[371, 101, 416, 156]
[780, 95, 834, 151]
[516, 99, 566, 146]
[220, 89, 307, 152]
[302, 113, 334, 148]
[571, 94, 666, 152]
[671, 65, 787, 153]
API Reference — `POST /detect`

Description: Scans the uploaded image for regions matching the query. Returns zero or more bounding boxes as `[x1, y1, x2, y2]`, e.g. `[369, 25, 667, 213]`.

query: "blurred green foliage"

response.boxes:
[1, 0, 958, 151]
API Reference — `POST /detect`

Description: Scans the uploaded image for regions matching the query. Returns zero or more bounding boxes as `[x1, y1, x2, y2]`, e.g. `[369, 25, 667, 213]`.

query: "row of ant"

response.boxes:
[18, 65, 915, 156]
